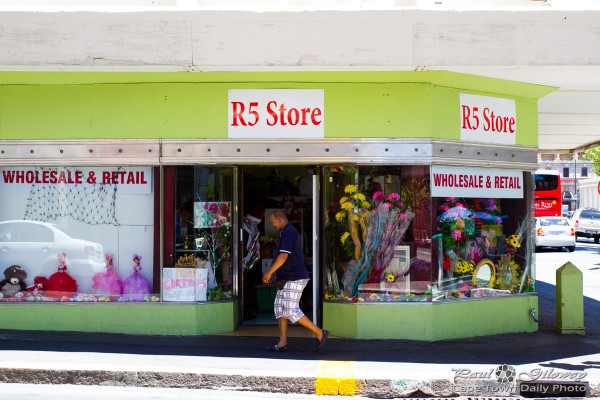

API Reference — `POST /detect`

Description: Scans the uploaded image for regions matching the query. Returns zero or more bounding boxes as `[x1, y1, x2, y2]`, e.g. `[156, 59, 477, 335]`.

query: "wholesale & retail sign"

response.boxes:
[431, 166, 523, 199]
[228, 89, 324, 138]
[460, 93, 516, 145]
[0, 167, 152, 195]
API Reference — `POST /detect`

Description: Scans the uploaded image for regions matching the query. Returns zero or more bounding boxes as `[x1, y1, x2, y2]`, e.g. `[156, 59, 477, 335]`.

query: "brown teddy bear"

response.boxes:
[0, 265, 27, 298]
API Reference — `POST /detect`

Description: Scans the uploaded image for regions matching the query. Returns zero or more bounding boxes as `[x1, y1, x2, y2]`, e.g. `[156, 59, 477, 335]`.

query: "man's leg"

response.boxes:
[296, 315, 323, 341]
[278, 317, 288, 348]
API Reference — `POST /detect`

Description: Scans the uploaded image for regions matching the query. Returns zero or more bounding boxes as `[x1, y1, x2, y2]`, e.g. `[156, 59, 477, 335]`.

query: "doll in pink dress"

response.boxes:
[123, 254, 151, 301]
[92, 253, 123, 296]
[47, 253, 78, 298]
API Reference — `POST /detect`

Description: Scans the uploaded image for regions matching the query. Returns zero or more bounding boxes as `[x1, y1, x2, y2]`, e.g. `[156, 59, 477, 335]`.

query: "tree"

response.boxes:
[583, 147, 600, 175]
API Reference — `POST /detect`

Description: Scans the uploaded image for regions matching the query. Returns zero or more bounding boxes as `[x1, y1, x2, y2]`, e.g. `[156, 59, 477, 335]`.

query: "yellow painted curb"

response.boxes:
[315, 360, 361, 396]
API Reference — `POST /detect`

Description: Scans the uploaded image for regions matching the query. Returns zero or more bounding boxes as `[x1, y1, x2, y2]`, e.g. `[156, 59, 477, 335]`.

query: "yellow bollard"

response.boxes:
[555, 262, 585, 335]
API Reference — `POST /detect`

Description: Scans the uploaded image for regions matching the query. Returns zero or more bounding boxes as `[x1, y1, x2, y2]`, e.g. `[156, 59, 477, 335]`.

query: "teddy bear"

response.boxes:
[26, 276, 49, 297]
[0, 265, 27, 299]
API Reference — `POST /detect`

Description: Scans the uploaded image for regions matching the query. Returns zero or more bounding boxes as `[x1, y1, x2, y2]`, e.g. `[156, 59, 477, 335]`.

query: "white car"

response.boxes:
[535, 217, 576, 252]
[0, 220, 105, 293]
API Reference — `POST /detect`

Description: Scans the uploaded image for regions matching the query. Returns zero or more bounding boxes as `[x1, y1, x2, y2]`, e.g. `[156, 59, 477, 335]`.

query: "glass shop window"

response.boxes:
[323, 165, 433, 302]
[432, 181, 535, 300]
[0, 166, 157, 302]
[169, 166, 233, 302]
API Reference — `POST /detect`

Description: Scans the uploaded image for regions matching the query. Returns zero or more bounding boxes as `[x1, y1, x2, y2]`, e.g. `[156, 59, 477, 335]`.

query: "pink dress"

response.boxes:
[92, 262, 123, 296]
[123, 264, 151, 301]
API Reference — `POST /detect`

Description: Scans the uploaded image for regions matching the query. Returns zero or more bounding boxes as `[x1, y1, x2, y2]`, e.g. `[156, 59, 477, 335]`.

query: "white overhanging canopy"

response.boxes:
[0, 0, 598, 152]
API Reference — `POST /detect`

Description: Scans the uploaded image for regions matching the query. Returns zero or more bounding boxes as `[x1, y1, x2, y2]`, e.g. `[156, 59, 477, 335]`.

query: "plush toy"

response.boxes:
[123, 254, 151, 301]
[47, 253, 78, 298]
[0, 265, 27, 298]
[26, 276, 49, 297]
[92, 253, 123, 296]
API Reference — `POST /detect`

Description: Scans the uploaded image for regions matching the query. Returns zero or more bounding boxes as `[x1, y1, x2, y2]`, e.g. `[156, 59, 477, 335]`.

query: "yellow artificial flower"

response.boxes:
[361, 201, 371, 209]
[340, 232, 350, 244]
[344, 185, 357, 194]
[356, 193, 366, 201]
[507, 235, 521, 248]
[335, 212, 346, 222]
[385, 273, 395, 282]
[339, 196, 350, 205]
[341, 202, 353, 211]
[353, 215, 359, 221]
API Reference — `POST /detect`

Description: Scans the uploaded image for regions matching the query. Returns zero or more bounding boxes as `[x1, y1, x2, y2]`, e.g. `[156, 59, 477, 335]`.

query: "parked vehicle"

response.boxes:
[535, 216, 575, 252]
[571, 208, 600, 243]
[0, 220, 105, 292]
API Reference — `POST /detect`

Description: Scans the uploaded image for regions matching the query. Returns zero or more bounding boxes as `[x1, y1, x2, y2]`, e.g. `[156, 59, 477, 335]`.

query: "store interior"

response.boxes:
[241, 166, 315, 325]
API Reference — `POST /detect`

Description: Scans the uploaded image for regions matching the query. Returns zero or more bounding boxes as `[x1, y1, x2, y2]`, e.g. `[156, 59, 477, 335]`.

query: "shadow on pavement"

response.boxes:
[0, 280, 599, 366]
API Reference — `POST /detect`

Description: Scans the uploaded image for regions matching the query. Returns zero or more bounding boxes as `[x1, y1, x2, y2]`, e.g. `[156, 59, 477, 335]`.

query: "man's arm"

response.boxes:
[262, 252, 288, 283]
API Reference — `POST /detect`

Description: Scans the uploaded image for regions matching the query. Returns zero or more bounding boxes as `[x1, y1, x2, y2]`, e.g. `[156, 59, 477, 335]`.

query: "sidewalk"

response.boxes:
[0, 281, 599, 397]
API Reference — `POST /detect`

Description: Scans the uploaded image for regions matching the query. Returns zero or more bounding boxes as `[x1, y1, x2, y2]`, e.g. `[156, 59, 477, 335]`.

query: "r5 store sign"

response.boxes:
[459, 93, 516, 145]
[228, 89, 324, 139]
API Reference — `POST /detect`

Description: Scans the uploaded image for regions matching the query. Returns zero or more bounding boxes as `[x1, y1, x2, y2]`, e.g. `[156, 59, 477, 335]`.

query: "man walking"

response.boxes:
[262, 209, 328, 352]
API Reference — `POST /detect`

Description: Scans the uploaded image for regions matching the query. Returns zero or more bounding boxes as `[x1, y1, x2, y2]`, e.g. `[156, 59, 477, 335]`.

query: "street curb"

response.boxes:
[2, 367, 598, 397]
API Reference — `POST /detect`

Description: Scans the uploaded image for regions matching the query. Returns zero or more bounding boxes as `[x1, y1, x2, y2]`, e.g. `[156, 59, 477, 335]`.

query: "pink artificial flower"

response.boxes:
[208, 203, 219, 214]
[203, 203, 209, 210]
[399, 213, 406, 220]
[445, 197, 455, 202]
[455, 202, 463, 208]
[383, 202, 392, 210]
[218, 203, 230, 217]
[388, 193, 400, 202]
[438, 204, 450, 211]
[452, 230, 462, 241]
[373, 191, 383, 200]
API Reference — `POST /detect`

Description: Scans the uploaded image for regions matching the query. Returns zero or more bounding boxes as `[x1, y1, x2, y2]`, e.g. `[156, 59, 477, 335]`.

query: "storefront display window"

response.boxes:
[171, 166, 233, 302]
[0, 166, 158, 302]
[324, 166, 535, 303]
[323, 165, 432, 302]
[432, 187, 536, 301]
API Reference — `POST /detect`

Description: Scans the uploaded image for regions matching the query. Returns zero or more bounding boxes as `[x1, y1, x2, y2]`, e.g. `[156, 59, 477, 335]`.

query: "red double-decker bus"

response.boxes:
[535, 170, 562, 217]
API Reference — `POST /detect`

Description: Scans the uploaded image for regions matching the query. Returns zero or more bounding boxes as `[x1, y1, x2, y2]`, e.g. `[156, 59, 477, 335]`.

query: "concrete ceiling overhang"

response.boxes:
[0, 9, 598, 152]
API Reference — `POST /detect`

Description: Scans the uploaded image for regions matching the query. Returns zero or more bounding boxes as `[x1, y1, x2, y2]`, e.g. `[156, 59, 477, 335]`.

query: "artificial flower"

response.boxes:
[344, 185, 357, 194]
[339, 196, 350, 205]
[388, 193, 400, 202]
[385, 273, 395, 282]
[340, 232, 350, 244]
[373, 191, 383, 200]
[438, 204, 450, 211]
[341, 202, 353, 211]
[452, 230, 462, 241]
[335, 212, 346, 222]
[356, 193, 366, 201]
[361, 201, 371, 209]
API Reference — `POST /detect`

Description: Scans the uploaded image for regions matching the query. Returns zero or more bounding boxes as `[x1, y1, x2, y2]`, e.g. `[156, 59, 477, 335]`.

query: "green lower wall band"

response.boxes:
[324, 294, 538, 341]
[0, 300, 237, 336]
[0, 295, 537, 340]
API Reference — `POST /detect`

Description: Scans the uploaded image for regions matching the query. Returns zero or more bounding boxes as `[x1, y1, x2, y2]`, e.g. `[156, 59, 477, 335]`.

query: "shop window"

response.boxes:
[0, 166, 157, 302]
[323, 167, 534, 303]
[323, 165, 432, 302]
[581, 167, 588, 177]
[433, 192, 534, 300]
[170, 166, 233, 302]
[563, 167, 569, 178]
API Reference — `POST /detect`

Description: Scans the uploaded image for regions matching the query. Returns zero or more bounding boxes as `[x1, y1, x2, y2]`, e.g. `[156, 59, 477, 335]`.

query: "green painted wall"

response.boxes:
[324, 294, 538, 341]
[0, 71, 553, 145]
[0, 301, 237, 335]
